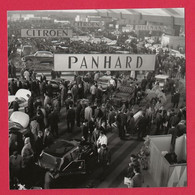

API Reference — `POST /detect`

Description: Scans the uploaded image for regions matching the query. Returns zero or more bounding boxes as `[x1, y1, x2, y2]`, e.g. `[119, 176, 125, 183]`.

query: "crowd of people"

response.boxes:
[9, 62, 186, 189]
[8, 18, 186, 188]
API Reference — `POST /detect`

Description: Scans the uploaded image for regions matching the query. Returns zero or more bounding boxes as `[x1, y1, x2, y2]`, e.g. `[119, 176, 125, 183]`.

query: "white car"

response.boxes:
[9, 111, 30, 153]
[8, 89, 31, 117]
[170, 49, 185, 59]
[155, 74, 169, 90]
[9, 111, 30, 131]
[97, 75, 113, 91]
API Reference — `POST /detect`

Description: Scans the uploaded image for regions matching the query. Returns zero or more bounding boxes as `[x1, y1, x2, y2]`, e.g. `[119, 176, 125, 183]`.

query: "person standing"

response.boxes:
[23, 69, 30, 81]
[81, 120, 89, 141]
[66, 104, 75, 133]
[30, 118, 40, 143]
[43, 128, 54, 148]
[71, 84, 78, 105]
[76, 100, 82, 127]
[21, 137, 34, 169]
[34, 131, 44, 161]
[173, 90, 180, 108]
[10, 151, 22, 180]
[43, 93, 51, 109]
[127, 167, 143, 188]
[46, 81, 53, 98]
[27, 94, 34, 118]
[10, 79, 17, 95]
[137, 112, 148, 141]
[116, 110, 125, 140]
[90, 83, 97, 103]
[12, 97, 19, 112]
[48, 109, 59, 138]
[85, 103, 93, 122]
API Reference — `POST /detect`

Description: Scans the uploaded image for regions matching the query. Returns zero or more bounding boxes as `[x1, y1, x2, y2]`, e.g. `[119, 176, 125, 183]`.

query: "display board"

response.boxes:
[54, 54, 156, 71]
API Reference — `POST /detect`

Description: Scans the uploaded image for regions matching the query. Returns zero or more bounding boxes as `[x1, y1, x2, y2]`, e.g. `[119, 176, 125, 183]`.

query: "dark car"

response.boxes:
[37, 139, 95, 179]
[111, 84, 136, 107]
[48, 78, 70, 96]
[22, 51, 54, 64]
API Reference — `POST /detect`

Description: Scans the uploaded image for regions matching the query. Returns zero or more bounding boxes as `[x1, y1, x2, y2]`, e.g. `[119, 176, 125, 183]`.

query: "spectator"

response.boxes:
[21, 137, 34, 168]
[10, 151, 22, 179]
[82, 120, 89, 141]
[43, 93, 51, 109]
[85, 103, 93, 122]
[34, 131, 44, 161]
[126, 154, 140, 179]
[30, 118, 40, 142]
[127, 167, 143, 188]
[23, 69, 30, 81]
[97, 130, 108, 150]
[43, 128, 54, 148]
[76, 100, 82, 127]
[12, 97, 19, 112]
[71, 84, 78, 104]
[90, 83, 97, 102]
[66, 104, 75, 133]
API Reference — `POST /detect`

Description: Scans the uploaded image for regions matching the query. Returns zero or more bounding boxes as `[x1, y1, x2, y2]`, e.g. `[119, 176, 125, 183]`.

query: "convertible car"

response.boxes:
[37, 139, 95, 179]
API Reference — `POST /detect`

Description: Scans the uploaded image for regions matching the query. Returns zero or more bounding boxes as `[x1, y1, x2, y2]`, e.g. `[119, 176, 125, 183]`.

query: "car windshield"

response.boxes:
[98, 78, 110, 83]
[44, 140, 77, 158]
[156, 78, 166, 83]
[35, 52, 53, 57]
[40, 152, 61, 170]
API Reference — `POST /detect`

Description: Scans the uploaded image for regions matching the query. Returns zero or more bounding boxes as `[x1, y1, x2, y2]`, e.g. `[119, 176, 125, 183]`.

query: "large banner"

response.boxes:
[54, 54, 156, 71]
[21, 29, 72, 38]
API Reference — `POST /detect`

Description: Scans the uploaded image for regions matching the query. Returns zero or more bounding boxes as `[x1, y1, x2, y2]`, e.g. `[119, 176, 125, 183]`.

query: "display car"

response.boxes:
[8, 89, 31, 117]
[9, 111, 31, 153]
[111, 84, 136, 107]
[170, 49, 185, 59]
[22, 51, 54, 64]
[97, 75, 112, 91]
[37, 139, 95, 179]
[48, 78, 70, 96]
[155, 74, 169, 91]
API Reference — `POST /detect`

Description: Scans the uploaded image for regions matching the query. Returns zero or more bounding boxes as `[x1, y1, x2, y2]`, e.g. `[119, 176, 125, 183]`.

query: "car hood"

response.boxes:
[15, 89, 31, 101]
[38, 152, 61, 171]
[8, 96, 16, 104]
[9, 111, 30, 128]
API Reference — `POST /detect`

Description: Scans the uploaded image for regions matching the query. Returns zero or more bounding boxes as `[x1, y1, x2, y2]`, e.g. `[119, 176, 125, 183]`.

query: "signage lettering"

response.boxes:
[54, 54, 156, 71]
[21, 29, 72, 37]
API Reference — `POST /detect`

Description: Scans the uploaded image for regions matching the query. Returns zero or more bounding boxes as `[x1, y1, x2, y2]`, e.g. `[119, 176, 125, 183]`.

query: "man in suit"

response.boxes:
[66, 104, 75, 133]
[85, 103, 93, 122]
[12, 97, 19, 112]
[128, 167, 143, 188]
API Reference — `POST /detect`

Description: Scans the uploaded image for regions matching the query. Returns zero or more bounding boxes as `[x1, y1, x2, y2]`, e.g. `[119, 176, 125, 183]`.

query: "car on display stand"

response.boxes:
[9, 111, 31, 154]
[37, 139, 95, 179]
[22, 51, 54, 64]
[8, 89, 31, 117]
[155, 74, 169, 91]
[111, 83, 136, 108]
[170, 49, 185, 59]
[97, 75, 112, 91]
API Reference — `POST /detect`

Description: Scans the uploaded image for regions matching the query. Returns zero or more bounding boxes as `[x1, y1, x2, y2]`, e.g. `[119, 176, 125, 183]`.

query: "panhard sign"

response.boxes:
[21, 29, 72, 38]
[54, 54, 156, 71]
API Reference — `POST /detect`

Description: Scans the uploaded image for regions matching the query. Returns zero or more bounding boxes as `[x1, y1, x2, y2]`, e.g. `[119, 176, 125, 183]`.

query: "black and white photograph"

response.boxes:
[8, 8, 186, 190]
